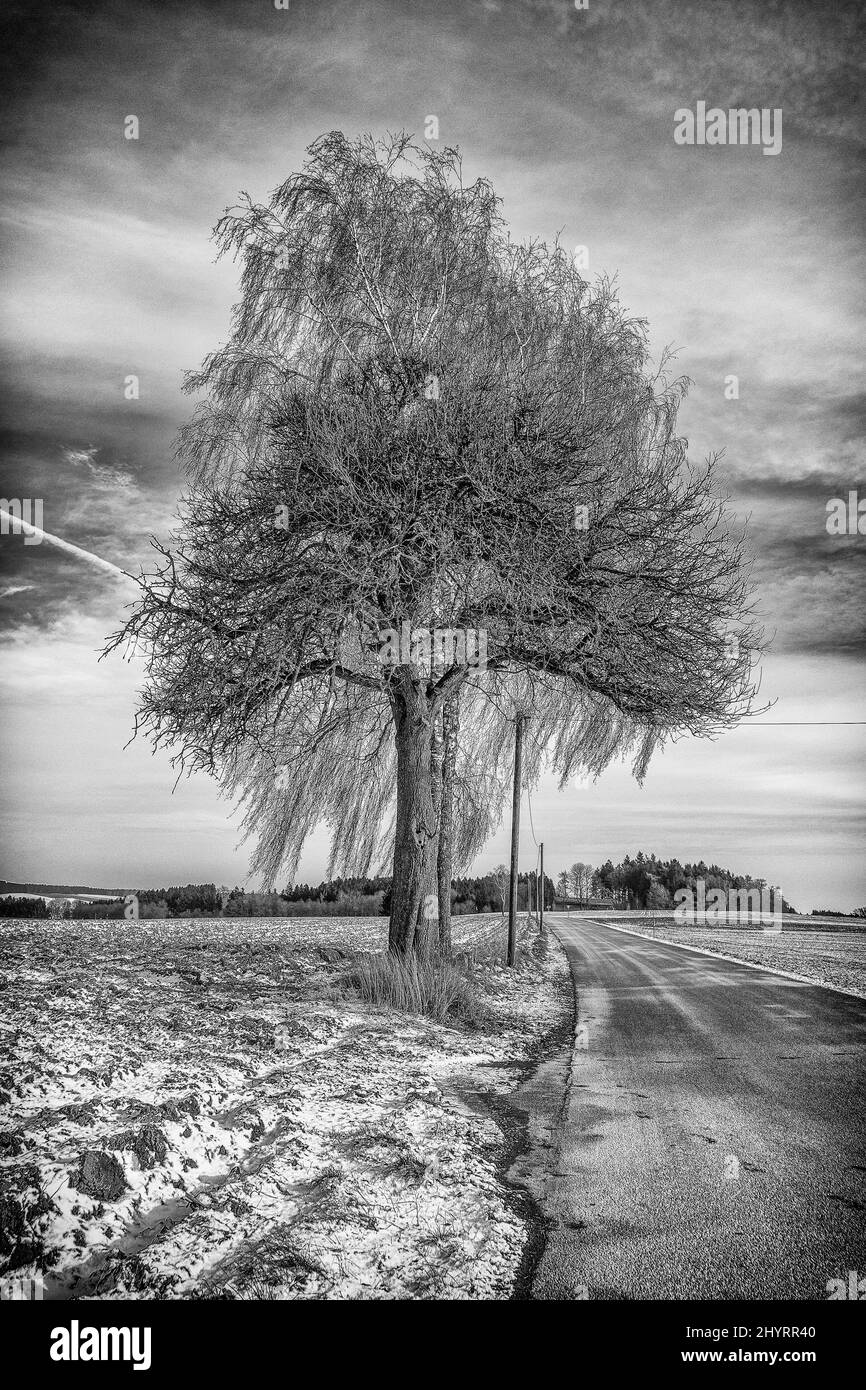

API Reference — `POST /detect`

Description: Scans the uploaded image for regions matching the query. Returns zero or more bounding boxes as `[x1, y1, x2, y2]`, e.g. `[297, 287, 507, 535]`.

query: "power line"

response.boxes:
[735, 721, 866, 726]
[525, 778, 539, 848]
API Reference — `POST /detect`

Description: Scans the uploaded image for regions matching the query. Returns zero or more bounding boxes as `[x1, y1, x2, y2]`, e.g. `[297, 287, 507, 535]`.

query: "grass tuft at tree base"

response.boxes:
[336, 951, 480, 1023]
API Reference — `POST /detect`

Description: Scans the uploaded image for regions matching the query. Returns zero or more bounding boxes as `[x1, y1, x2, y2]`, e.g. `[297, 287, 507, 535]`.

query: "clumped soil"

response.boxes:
[0, 914, 570, 1300]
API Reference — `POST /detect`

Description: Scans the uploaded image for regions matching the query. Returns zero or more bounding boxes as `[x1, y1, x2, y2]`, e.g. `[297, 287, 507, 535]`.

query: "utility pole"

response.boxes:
[507, 712, 525, 967]
[539, 841, 544, 933]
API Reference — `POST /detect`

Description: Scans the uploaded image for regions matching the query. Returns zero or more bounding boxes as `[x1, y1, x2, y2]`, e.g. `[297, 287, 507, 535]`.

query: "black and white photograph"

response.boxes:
[1, 0, 864, 1362]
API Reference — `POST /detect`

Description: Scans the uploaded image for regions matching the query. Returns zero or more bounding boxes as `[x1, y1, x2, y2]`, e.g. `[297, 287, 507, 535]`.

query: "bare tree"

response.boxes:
[569, 862, 586, 900]
[492, 863, 510, 917]
[107, 132, 763, 959]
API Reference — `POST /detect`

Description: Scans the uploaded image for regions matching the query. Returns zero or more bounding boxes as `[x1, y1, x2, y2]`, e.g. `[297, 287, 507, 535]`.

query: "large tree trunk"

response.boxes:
[419, 706, 444, 959]
[412, 717, 441, 961]
[388, 679, 438, 957]
[437, 693, 458, 958]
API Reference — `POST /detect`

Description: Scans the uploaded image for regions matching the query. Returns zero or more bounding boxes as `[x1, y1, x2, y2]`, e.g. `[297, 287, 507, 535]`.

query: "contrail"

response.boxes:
[0, 508, 135, 581]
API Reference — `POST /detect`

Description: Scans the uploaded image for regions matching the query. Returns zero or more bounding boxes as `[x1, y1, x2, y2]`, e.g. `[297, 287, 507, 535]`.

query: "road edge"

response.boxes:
[597, 919, 866, 1002]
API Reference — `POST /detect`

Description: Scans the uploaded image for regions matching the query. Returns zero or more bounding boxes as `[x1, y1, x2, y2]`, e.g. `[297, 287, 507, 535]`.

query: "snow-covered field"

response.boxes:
[601, 919, 866, 998]
[0, 914, 570, 1300]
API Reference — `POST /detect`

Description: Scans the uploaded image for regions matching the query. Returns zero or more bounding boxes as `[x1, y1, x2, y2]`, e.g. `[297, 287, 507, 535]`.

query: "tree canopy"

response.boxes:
[109, 131, 763, 955]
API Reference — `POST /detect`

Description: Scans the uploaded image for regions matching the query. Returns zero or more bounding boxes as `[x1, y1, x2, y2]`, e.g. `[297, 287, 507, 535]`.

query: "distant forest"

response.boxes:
[3, 851, 851, 919]
[135, 873, 554, 918]
[0, 873, 554, 919]
[566, 853, 801, 913]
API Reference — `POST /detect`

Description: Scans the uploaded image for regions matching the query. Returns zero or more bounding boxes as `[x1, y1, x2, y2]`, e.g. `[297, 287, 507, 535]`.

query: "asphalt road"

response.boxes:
[531, 915, 866, 1300]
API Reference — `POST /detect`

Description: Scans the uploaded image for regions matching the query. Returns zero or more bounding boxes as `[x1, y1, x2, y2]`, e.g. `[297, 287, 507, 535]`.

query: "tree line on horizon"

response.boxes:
[2, 873, 864, 919]
[0, 872, 556, 920]
[4, 855, 862, 920]
[557, 851, 801, 913]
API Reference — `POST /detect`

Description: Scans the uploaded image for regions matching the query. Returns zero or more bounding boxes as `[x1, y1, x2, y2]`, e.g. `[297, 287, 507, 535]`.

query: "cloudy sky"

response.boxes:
[1, 0, 864, 908]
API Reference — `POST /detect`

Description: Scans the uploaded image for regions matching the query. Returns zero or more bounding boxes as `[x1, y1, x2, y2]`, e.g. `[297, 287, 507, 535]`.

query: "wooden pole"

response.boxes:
[539, 841, 544, 933]
[507, 713, 524, 967]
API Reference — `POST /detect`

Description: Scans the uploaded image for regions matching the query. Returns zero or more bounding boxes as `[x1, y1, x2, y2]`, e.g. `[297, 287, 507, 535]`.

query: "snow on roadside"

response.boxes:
[0, 915, 570, 1300]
